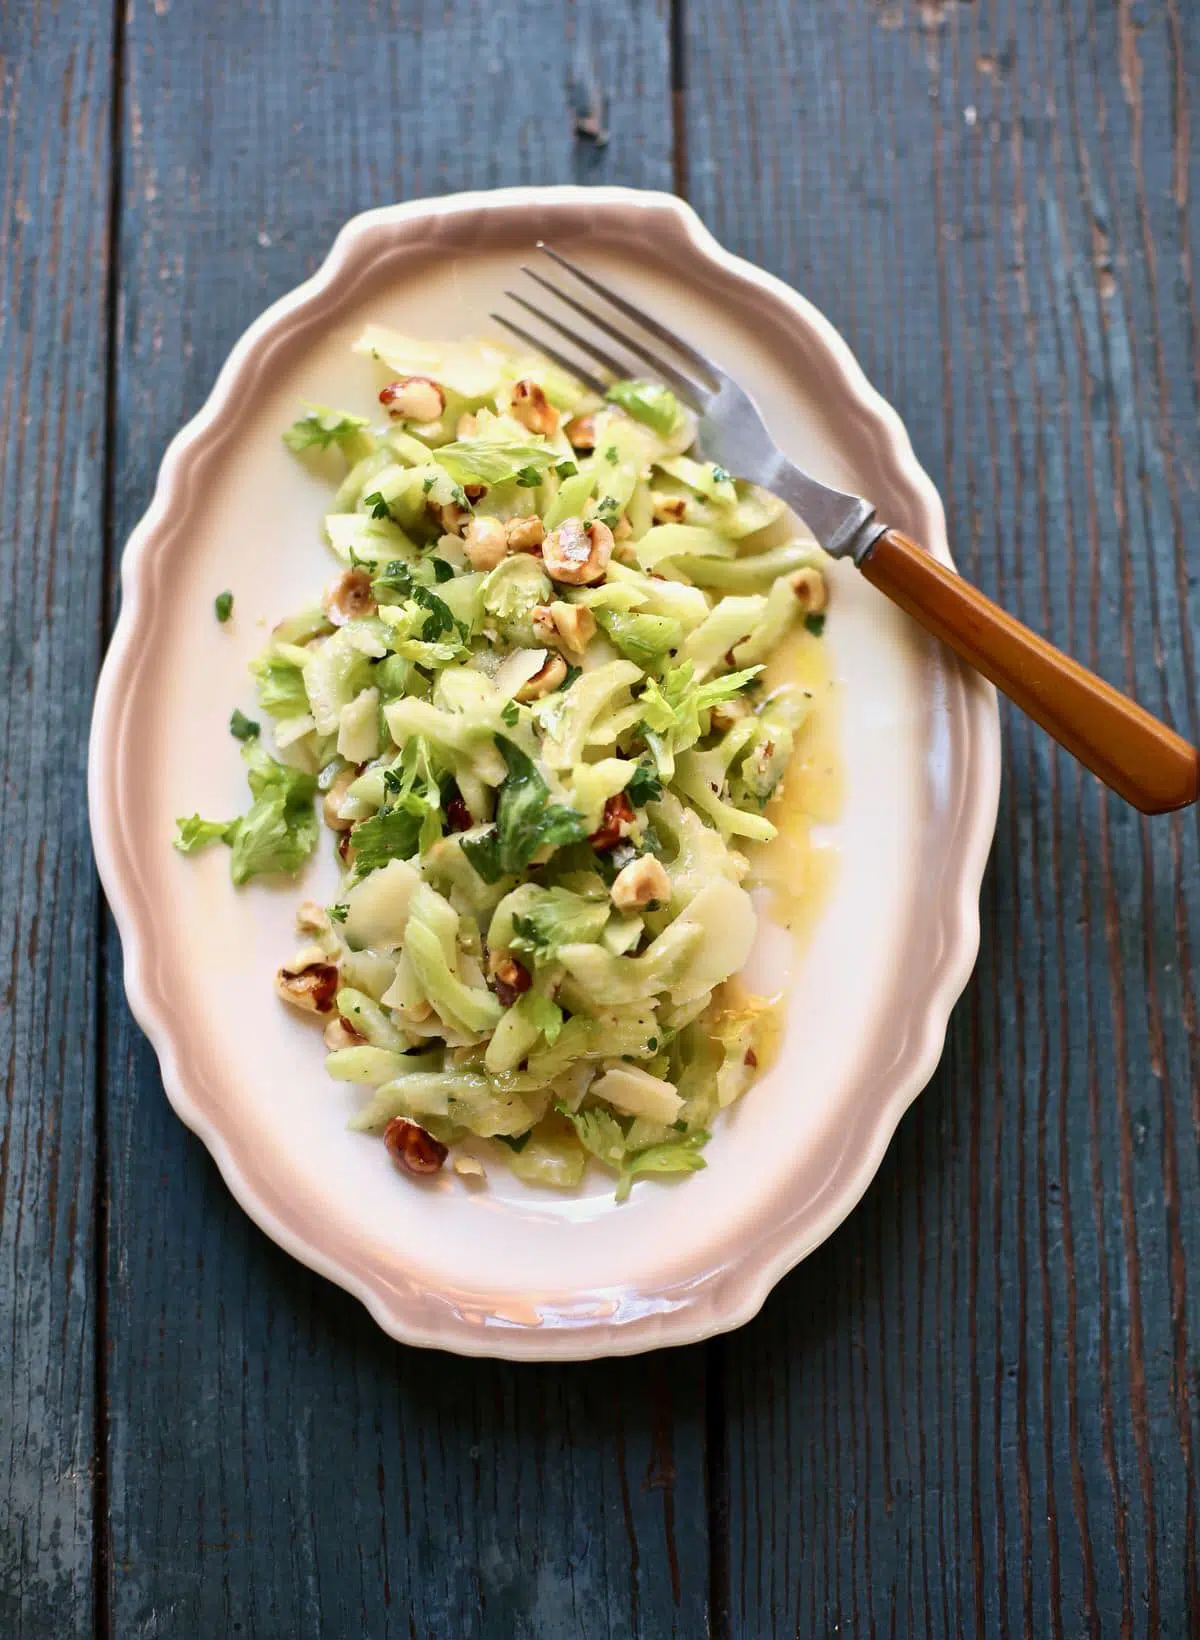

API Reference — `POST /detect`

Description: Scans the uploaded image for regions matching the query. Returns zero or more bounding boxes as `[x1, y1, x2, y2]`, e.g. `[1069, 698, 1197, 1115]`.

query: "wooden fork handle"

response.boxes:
[858, 528, 1200, 814]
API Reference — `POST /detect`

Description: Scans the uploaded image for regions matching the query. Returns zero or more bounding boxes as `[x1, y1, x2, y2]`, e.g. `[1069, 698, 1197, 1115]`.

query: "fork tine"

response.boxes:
[504, 290, 633, 385]
[487, 312, 609, 396]
[536, 244, 720, 387]
[520, 266, 706, 406]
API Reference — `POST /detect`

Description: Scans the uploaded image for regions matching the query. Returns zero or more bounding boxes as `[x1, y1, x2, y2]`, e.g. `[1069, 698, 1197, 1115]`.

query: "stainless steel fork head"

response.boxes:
[493, 245, 886, 564]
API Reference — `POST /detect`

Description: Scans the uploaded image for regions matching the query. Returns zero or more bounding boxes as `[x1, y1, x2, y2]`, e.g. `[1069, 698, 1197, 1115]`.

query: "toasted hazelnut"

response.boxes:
[505, 514, 545, 552]
[324, 1016, 366, 1050]
[790, 566, 828, 614]
[275, 961, 339, 1014]
[323, 567, 376, 627]
[610, 853, 672, 912]
[531, 605, 558, 644]
[548, 601, 595, 656]
[379, 376, 446, 421]
[492, 957, 532, 1009]
[515, 652, 568, 702]
[322, 767, 357, 832]
[709, 697, 749, 733]
[510, 378, 559, 437]
[564, 412, 596, 451]
[612, 513, 634, 542]
[295, 901, 330, 934]
[463, 514, 509, 571]
[542, 517, 614, 586]
[429, 498, 470, 536]
[651, 494, 688, 525]
[456, 412, 479, 439]
[453, 1154, 487, 1180]
[383, 1117, 448, 1175]
[588, 791, 636, 852]
[445, 789, 472, 831]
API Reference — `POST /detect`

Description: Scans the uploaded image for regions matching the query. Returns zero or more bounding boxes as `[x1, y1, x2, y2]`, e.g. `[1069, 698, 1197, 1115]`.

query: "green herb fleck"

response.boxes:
[555, 459, 579, 479]
[515, 465, 543, 488]
[626, 761, 663, 806]
[501, 700, 520, 727]
[605, 445, 618, 465]
[328, 903, 348, 924]
[711, 464, 731, 484]
[229, 708, 260, 742]
[363, 490, 393, 521]
[283, 406, 370, 453]
[804, 612, 826, 638]
[214, 590, 234, 623]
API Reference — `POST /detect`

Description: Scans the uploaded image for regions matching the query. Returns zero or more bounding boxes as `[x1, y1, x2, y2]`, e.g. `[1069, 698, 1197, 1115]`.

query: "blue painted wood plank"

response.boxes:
[100, 3, 710, 1637]
[0, 2, 115, 1634]
[684, 0, 1200, 1635]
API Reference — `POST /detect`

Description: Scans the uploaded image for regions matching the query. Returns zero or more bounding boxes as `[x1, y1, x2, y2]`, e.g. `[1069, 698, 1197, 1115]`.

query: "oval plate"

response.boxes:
[89, 187, 1000, 1359]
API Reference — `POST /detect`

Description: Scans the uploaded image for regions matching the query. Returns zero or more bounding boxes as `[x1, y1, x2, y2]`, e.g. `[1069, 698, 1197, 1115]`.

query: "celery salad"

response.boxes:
[176, 330, 830, 1198]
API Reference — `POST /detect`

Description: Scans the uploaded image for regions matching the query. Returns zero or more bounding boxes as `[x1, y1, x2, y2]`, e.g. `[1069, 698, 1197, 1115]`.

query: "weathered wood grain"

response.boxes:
[685, 0, 1200, 1634]
[99, 3, 710, 1637]
[0, 2, 114, 1635]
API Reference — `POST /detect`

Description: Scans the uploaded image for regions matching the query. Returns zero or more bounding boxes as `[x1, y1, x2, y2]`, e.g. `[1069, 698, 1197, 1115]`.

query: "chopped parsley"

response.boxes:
[363, 491, 394, 520]
[229, 708, 260, 741]
[214, 590, 234, 623]
[283, 406, 370, 453]
[626, 761, 663, 806]
[804, 612, 826, 638]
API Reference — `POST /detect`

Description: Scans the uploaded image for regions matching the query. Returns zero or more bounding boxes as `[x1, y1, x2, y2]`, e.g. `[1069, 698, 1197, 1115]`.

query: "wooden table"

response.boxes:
[4, 2, 1198, 1634]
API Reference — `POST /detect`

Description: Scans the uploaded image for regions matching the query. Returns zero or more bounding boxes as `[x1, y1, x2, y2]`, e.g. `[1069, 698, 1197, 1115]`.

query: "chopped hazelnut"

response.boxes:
[515, 652, 568, 702]
[379, 376, 446, 421]
[588, 791, 636, 852]
[542, 517, 614, 586]
[548, 601, 595, 656]
[324, 1016, 366, 1050]
[322, 567, 376, 626]
[492, 957, 532, 1008]
[505, 514, 545, 553]
[428, 498, 470, 536]
[709, 697, 749, 734]
[610, 853, 672, 912]
[383, 1117, 448, 1175]
[564, 413, 596, 451]
[463, 514, 509, 571]
[275, 961, 339, 1014]
[651, 494, 688, 524]
[295, 901, 330, 934]
[445, 790, 472, 831]
[510, 378, 559, 436]
[790, 566, 828, 613]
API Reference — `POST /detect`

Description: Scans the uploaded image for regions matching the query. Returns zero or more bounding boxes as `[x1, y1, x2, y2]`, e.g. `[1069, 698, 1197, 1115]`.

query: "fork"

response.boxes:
[493, 246, 1199, 816]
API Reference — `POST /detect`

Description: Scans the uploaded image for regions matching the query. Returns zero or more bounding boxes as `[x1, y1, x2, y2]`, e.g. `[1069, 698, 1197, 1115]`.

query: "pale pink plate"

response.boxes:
[88, 187, 1000, 1359]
